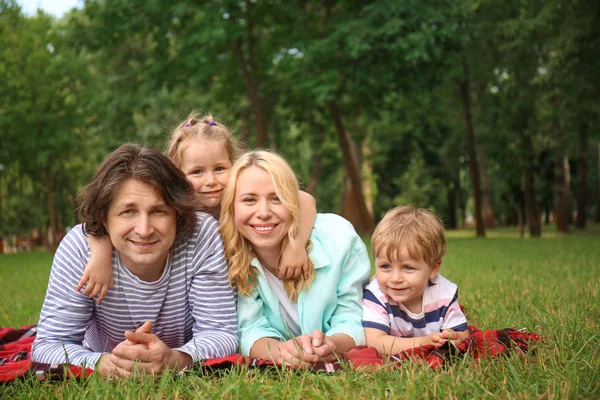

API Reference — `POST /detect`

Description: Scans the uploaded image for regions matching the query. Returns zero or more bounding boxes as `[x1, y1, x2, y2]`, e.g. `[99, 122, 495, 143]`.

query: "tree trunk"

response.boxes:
[307, 130, 326, 195]
[575, 127, 588, 228]
[327, 100, 374, 235]
[361, 135, 375, 218]
[597, 141, 600, 223]
[478, 143, 494, 228]
[553, 120, 570, 233]
[240, 109, 252, 147]
[0, 165, 3, 231]
[544, 204, 551, 224]
[456, 56, 485, 237]
[524, 152, 542, 237]
[45, 170, 57, 252]
[457, 171, 467, 229]
[554, 155, 571, 233]
[0, 165, 3, 254]
[446, 182, 457, 229]
[505, 193, 524, 238]
[231, 1, 268, 147]
[518, 196, 525, 239]
[68, 194, 78, 224]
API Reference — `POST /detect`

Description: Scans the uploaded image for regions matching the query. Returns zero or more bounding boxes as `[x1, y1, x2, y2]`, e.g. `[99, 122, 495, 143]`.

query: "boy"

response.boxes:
[362, 205, 469, 355]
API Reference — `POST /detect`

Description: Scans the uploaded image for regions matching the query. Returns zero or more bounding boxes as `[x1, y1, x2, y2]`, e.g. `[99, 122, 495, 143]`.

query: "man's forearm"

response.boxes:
[32, 338, 104, 369]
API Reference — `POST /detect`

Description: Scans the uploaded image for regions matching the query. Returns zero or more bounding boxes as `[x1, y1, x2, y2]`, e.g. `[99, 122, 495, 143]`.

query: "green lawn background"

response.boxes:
[0, 225, 599, 398]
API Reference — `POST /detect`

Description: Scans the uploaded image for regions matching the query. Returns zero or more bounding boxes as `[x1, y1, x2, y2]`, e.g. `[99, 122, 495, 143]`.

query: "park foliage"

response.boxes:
[1, 0, 599, 246]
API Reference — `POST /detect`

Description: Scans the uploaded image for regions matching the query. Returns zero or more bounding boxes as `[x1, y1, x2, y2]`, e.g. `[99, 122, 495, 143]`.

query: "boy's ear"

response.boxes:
[429, 259, 442, 280]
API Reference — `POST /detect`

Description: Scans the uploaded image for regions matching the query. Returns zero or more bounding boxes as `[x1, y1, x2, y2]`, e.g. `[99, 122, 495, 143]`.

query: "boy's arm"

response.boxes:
[75, 235, 114, 304]
[365, 328, 445, 354]
[278, 191, 316, 280]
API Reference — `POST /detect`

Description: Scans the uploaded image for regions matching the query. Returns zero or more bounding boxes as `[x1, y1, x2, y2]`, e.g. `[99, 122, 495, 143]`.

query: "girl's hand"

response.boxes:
[76, 261, 114, 304]
[278, 241, 309, 280]
[77, 235, 115, 304]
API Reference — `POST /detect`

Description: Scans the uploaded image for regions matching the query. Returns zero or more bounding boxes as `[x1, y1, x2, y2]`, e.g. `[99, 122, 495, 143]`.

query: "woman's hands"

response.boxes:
[255, 330, 350, 366]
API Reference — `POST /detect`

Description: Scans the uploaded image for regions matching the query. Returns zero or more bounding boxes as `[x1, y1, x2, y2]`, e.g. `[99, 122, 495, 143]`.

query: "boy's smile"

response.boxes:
[375, 247, 441, 314]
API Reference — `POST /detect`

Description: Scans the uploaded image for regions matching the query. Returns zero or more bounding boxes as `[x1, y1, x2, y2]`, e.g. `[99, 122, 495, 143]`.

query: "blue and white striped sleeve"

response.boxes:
[174, 215, 238, 362]
[31, 226, 103, 368]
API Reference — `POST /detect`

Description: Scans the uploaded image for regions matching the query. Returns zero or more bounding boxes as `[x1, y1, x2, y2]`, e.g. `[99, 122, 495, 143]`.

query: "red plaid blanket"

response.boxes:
[0, 325, 540, 382]
[201, 326, 541, 372]
[0, 326, 93, 383]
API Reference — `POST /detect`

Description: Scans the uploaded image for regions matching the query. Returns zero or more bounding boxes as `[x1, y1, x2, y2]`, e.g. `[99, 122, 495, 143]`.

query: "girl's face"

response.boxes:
[233, 166, 293, 259]
[179, 137, 232, 213]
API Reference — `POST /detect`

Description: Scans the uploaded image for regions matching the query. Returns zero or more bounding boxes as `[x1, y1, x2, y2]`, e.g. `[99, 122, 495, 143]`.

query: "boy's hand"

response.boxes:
[423, 332, 447, 347]
[440, 329, 469, 346]
[76, 263, 114, 304]
[278, 241, 309, 280]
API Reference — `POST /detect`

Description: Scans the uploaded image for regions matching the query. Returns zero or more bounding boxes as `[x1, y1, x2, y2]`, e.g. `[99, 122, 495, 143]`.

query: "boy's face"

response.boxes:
[375, 246, 441, 314]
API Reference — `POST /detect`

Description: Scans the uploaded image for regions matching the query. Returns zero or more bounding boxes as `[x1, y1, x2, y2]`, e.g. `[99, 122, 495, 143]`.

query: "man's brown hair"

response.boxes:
[77, 143, 197, 241]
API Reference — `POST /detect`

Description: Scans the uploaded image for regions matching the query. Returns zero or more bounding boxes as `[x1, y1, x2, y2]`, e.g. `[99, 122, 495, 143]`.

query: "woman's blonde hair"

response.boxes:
[220, 150, 315, 302]
[165, 112, 240, 168]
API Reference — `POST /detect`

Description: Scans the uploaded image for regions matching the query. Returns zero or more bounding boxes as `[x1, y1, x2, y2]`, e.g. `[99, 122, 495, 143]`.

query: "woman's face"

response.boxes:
[233, 166, 293, 256]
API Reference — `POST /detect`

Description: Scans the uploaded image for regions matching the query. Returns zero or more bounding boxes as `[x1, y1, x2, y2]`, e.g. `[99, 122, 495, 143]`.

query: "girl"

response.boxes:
[221, 150, 370, 365]
[78, 113, 316, 303]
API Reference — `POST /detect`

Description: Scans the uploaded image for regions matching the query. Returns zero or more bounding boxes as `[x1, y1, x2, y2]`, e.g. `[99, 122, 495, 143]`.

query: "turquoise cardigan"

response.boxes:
[237, 213, 371, 356]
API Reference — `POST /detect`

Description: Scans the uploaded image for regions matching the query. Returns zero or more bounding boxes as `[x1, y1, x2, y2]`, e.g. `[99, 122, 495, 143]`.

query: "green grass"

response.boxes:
[1, 227, 599, 399]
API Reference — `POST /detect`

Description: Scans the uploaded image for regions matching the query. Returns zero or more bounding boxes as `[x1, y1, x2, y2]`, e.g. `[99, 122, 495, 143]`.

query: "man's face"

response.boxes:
[103, 179, 177, 281]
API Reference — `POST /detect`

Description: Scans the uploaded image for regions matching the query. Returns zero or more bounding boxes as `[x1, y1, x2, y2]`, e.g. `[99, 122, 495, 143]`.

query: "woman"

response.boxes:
[220, 150, 370, 364]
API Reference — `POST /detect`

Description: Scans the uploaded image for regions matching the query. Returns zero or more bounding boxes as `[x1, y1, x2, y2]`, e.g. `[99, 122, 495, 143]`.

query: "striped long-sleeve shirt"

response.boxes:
[32, 212, 238, 369]
[362, 274, 468, 337]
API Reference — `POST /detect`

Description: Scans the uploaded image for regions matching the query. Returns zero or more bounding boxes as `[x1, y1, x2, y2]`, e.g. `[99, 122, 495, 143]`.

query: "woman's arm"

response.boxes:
[278, 191, 316, 279]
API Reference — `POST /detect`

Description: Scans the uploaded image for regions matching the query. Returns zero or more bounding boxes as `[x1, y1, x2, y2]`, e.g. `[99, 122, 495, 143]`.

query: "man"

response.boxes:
[32, 144, 238, 378]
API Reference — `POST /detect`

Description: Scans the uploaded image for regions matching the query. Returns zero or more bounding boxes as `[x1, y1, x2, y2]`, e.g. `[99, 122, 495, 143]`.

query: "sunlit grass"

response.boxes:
[1, 227, 599, 399]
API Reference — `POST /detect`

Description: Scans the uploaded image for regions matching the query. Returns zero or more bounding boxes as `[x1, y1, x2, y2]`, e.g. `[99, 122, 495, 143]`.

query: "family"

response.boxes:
[31, 114, 468, 378]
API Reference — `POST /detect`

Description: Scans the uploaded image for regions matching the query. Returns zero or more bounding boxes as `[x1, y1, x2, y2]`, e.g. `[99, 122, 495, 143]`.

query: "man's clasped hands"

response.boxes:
[97, 321, 192, 378]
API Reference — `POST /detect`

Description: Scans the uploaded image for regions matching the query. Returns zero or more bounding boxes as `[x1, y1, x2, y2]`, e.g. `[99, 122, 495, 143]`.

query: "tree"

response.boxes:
[0, 1, 93, 249]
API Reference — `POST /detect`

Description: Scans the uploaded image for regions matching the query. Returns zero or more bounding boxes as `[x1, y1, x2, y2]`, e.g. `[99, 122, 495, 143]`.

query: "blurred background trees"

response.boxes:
[1, 0, 599, 249]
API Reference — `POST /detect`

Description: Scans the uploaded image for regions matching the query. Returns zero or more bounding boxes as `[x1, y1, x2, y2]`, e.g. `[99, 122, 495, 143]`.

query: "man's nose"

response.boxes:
[135, 215, 154, 238]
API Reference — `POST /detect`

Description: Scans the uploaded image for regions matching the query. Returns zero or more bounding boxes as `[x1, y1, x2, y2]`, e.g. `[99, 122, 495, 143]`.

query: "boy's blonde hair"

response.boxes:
[219, 150, 315, 302]
[166, 112, 240, 168]
[372, 205, 446, 267]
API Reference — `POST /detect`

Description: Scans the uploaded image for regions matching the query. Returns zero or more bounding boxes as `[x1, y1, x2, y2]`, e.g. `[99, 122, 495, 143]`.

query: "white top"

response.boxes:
[263, 268, 302, 337]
